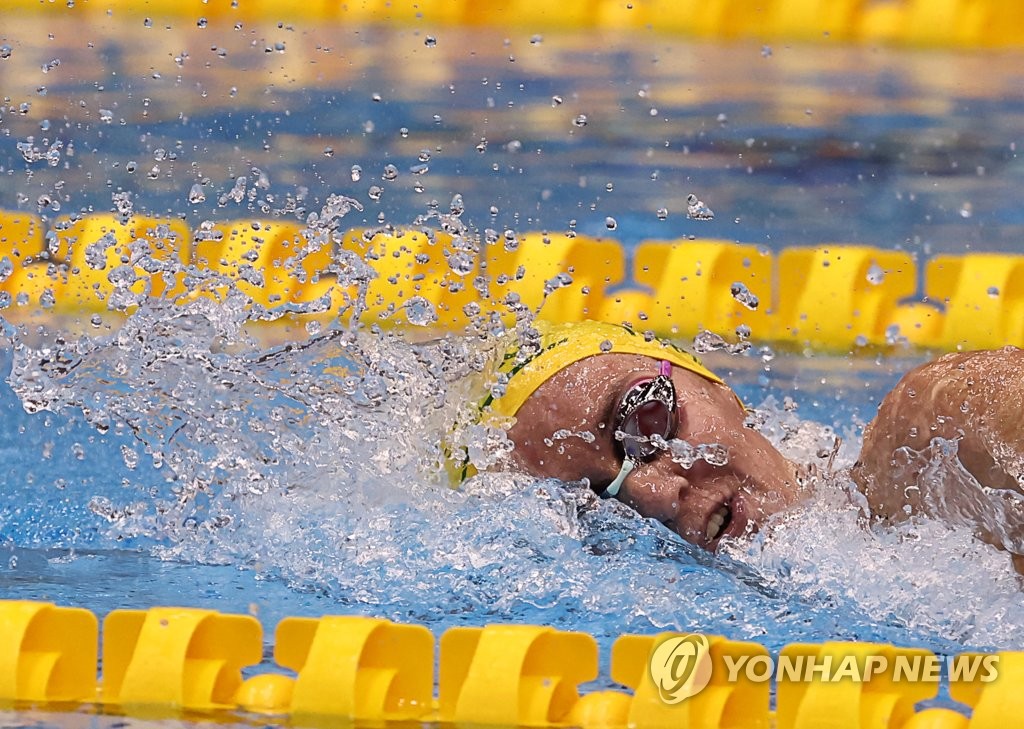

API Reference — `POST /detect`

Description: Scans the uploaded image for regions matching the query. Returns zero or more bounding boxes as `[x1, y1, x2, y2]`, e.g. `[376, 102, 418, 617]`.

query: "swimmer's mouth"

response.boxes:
[706, 501, 733, 543]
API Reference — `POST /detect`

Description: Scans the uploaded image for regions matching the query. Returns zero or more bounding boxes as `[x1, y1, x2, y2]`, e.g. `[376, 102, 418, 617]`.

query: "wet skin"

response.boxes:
[507, 348, 1024, 572]
[506, 353, 803, 550]
[852, 346, 1024, 571]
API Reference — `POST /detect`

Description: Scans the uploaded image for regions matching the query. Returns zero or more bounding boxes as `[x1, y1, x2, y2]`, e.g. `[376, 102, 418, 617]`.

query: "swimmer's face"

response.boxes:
[506, 353, 802, 550]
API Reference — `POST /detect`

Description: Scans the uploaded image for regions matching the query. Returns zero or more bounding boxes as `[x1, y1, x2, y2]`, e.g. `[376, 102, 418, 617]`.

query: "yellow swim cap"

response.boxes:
[446, 319, 727, 484]
[484, 319, 725, 418]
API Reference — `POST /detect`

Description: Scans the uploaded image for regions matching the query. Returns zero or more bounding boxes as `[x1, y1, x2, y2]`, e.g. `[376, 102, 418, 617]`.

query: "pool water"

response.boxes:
[3, 14, 1024, 252]
[2, 9, 1024, 719]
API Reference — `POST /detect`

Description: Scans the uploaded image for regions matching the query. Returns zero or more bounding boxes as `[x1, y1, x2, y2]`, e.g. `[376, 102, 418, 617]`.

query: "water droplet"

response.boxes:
[698, 442, 729, 467]
[551, 95, 563, 107]
[987, 286, 1000, 298]
[350, 164, 362, 182]
[502, 230, 519, 252]
[761, 45, 772, 57]
[403, 296, 438, 326]
[40, 289, 56, 309]
[197, 17, 208, 27]
[410, 163, 429, 175]
[90, 313, 102, 327]
[530, 34, 543, 45]
[692, 330, 727, 353]
[424, 35, 437, 47]
[0, 45, 12, 60]
[382, 164, 399, 181]
[0, 257, 12, 283]
[572, 114, 588, 127]
[323, 146, 334, 157]
[99, 109, 113, 123]
[717, 112, 728, 125]
[866, 263, 886, 285]
[605, 216, 617, 230]
[543, 272, 573, 296]
[188, 183, 206, 204]
[599, 339, 613, 352]
[686, 193, 715, 220]
[656, 207, 668, 220]
[450, 193, 465, 217]
[448, 251, 474, 276]
[730, 282, 759, 310]
[371, 92, 382, 102]
[125, 161, 137, 173]
[959, 202, 973, 219]
[368, 185, 383, 201]
[120, 444, 139, 470]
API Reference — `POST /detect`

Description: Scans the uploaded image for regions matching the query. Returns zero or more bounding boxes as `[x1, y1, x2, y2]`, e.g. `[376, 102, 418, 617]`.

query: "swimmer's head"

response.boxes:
[486, 320, 802, 551]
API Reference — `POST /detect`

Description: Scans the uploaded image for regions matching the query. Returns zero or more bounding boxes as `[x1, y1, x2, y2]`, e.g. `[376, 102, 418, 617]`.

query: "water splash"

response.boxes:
[1, 205, 1021, 655]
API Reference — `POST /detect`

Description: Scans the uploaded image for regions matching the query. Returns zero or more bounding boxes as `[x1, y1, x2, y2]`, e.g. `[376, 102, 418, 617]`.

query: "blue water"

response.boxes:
[1, 327, 1018, 658]
[1, 14, 1023, 722]
[2, 17, 1024, 253]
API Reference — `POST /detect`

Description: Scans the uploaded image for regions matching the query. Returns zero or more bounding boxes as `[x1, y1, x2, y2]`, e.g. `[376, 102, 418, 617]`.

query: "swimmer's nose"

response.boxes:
[619, 456, 694, 526]
[619, 456, 732, 548]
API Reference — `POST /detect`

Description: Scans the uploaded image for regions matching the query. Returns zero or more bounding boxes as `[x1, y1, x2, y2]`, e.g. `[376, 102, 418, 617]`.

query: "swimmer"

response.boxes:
[478, 320, 1024, 571]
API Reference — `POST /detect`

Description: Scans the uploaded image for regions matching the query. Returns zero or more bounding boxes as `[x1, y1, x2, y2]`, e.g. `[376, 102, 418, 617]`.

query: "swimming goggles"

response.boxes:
[601, 360, 677, 498]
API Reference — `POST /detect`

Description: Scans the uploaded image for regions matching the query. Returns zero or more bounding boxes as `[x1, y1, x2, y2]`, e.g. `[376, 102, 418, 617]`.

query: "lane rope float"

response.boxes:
[0, 210, 1017, 351]
[0, 600, 1016, 728]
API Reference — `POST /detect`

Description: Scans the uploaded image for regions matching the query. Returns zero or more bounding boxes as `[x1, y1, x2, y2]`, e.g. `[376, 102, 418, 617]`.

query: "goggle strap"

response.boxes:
[602, 458, 635, 498]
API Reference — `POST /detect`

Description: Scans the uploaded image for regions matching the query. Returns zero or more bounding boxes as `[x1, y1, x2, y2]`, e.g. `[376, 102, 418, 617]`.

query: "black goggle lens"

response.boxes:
[614, 370, 677, 463]
[621, 399, 674, 457]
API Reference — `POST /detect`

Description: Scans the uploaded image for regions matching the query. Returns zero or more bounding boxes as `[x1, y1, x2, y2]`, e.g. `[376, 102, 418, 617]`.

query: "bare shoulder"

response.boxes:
[852, 345, 1024, 546]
